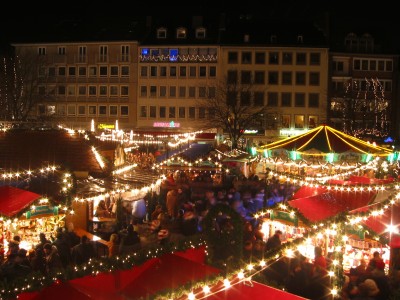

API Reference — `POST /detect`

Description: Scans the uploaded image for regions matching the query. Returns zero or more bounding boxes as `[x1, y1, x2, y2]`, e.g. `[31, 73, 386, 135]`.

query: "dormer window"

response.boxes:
[157, 28, 167, 39]
[196, 27, 206, 39]
[297, 34, 303, 43]
[270, 35, 277, 43]
[176, 27, 187, 39]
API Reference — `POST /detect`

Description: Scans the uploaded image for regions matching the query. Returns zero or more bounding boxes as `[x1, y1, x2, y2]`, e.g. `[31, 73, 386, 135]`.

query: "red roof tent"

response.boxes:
[0, 186, 41, 217]
[289, 186, 376, 222]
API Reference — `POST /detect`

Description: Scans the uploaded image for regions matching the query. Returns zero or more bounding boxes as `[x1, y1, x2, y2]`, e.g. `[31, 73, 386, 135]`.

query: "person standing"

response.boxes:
[266, 230, 282, 252]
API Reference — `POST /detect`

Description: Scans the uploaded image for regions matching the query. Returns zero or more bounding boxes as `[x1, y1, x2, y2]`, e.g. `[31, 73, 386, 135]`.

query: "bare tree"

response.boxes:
[197, 76, 269, 149]
[0, 51, 50, 121]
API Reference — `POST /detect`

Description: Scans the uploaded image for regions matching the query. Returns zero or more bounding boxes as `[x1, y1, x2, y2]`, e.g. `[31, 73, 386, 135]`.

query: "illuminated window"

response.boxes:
[157, 28, 167, 39]
[308, 115, 318, 128]
[176, 27, 187, 39]
[282, 115, 290, 128]
[58, 47, 65, 55]
[294, 115, 304, 128]
[110, 105, 117, 116]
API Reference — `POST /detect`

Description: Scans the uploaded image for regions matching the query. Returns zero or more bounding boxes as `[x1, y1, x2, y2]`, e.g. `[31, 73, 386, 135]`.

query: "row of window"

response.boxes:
[40, 65, 130, 78]
[141, 47, 217, 58]
[331, 79, 392, 92]
[38, 104, 129, 117]
[281, 114, 319, 129]
[265, 92, 320, 108]
[227, 51, 321, 65]
[139, 106, 205, 119]
[38, 45, 131, 61]
[140, 65, 217, 78]
[353, 58, 393, 72]
[140, 85, 215, 99]
[39, 85, 130, 97]
[156, 27, 207, 39]
[227, 70, 320, 86]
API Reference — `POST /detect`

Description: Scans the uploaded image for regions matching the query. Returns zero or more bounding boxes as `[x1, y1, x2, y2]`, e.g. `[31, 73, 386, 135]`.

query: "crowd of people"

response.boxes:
[125, 151, 156, 169]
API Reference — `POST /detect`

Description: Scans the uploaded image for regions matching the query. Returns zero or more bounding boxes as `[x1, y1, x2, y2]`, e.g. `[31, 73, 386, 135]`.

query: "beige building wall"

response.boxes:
[13, 41, 138, 130]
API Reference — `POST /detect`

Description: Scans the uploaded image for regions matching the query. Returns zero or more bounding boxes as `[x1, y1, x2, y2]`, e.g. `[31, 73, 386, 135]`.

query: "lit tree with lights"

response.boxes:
[341, 78, 390, 138]
[0, 51, 52, 121]
[196, 76, 270, 150]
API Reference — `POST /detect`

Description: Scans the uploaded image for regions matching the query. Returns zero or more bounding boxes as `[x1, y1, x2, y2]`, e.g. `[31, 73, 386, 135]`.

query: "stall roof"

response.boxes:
[0, 186, 41, 217]
[289, 186, 376, 222]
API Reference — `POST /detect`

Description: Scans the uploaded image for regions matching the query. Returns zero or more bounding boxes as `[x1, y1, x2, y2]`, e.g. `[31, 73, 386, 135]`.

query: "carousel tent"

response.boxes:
[259, 125, 392, 157]
[0, 186, 41, 217]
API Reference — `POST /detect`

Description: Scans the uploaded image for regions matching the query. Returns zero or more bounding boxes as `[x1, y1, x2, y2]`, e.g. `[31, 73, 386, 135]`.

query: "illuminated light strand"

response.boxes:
[112, 163, 137, 175]
[0, 165, 58, 180]
[92, 146, 105, 169]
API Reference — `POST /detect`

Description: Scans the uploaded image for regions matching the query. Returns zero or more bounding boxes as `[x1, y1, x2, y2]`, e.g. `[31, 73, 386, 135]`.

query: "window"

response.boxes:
[281, 115, 290, 128]
[169, 86, 176, 97]
[269, 52, 279, 64]
[227, 70, 238, 84]
[268, 71, 279, 84]
[241, 71, 251, 84]
[150, 66, 157, 77]
[169, 66, 177, 77]
[121, 66, 129, 76]
[267, 92, 278, 107]
[282, 72, 292, 85]
[254, 92, 264, 106]
[254, 71, 265, 84]
[58, 47, 66, 55]
[384, 80, 392, 92]
[157, 28, 167, 39]
[48, 67, 56, 76]
[121, 45, 130, 61]
[309, 72, 320, 85]
[169, 107, 176, 118]
[282, 52, 293, 65]
[176, 27, 187, 39]
[88, 105, 97, 115]
[150, 86, 157, 97]
[308, 93, 319, 107]
[89, 66, 97, 76]
[57, 105, 66, 116]
[120, 106, 129, 116]
[310, 53, 320, 65]
[241, 91, 251, 106]
[198, 107, 206, 119]
[67, 86, 75, 96]
[255, 52, 265, 64]
[189, 66, 196, 77]
[199, 87, 206, 98]
[228, 52, 238, 64]
[78, 66, 86, 76]
[89, 86, 97, 96]
[308, 115, 318, 128]
[196, 27, 206, 39]
[242, 52, 252, 64]
[99, 66, 108, 77]
[99, 106, 107, 116]
[67, 105, 76, 116]
[78, 105, 86, 115]
[295, 93, 305, 107]
[99, 45, 108, 62]
[353, 59, 361, 70]
[281, 93, 292, 107]
[140, 66, 147, 77]
[209, 87, 216, 98]
[370, 60, 376, 71]
[179, 66, 186, 77]
[297, 34, 303, 43]
[333, 61, 344, 72]
[110, 86, 118, 96]
[58, 67, 66, 76]
[140, 86, 147, 97]
[386, 60, 393, 71]
[99, 86, 107, 96]
[199, 66, 207, 77]
[78, 86, 86, 96]
[159, 106, 166, 118]
[295, 72, 306, 85]
[296, 53, 307, 65]
[189, 107, 195, 118]
[189, 87, 196, 98]
[203, 66, 214, 78]
[121, 86, 129, 96]
[160, 66, 167, 77]
[169, 49, 178, 62]
[140, 106, 147, 118]
[110, 66, 118, 76]
[78, 46, 87, 62]
[294, 115, 304, 128]
[361, 60, 368, 70]
[160, 86, 167, 97]
[179, 107, 186, 118]
[110, 105, 118, 116]
[38, 47, 46, 55]
[179, 86, 186, 97]
[58, 86, 66, 95]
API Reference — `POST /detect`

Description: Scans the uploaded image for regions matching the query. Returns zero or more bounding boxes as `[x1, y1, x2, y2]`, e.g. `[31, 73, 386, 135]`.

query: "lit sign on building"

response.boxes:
[153, 121, 180, 128]
[98, 124, 115, 129]
[244, 129, 261, 134]
[280, 128, 309, 136]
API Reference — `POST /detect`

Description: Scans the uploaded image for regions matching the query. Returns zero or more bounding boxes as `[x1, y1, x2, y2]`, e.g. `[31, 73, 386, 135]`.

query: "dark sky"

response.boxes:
[1, 0, 398, 46]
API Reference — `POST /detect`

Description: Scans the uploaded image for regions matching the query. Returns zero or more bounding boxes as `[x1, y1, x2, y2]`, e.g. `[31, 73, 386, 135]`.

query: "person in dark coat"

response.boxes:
[265, 230, 282, 252]
[53, 232, 71, 268]
[71, 235, 96, 266]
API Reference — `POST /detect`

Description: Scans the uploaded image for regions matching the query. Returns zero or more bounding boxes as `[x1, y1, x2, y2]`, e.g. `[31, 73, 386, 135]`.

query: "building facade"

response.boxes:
[13, 41, 138, 130]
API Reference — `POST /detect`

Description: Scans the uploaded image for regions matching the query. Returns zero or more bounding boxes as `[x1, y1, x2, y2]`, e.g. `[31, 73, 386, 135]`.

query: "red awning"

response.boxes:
[289, 187, 376, 222]
[0, 186, 41, 217]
